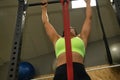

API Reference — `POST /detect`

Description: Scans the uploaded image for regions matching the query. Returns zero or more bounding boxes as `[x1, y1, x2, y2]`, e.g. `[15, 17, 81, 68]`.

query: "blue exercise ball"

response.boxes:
[18, 62, 35, 80]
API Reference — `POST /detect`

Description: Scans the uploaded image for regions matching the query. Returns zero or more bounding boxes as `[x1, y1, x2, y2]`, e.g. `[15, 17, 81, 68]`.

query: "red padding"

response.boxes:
[60, 0, 74, 80]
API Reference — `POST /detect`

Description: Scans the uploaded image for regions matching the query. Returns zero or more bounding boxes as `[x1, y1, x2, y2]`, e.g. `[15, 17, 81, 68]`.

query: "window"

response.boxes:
[71, 0, 96, 9]
[71, 0, 113, 9]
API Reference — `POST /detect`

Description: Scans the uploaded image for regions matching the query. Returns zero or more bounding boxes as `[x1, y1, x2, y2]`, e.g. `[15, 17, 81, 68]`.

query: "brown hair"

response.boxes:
[62, 27, 77, 37]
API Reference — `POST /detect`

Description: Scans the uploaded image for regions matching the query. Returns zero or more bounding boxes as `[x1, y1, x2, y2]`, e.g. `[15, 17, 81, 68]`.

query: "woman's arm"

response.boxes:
[41, 1, 60, 45]
[78, 0, 92, 47]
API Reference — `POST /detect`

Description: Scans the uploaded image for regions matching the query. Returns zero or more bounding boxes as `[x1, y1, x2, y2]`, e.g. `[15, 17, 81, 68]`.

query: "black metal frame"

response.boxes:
[96, 0, 113, 64]
[7, 0, 120, 80]
[7, 0, 27, 80]
[114, 0, 120, 25]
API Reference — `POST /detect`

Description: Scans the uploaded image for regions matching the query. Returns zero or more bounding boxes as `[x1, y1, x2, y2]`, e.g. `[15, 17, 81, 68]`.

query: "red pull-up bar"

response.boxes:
[60, 0, 74, 80]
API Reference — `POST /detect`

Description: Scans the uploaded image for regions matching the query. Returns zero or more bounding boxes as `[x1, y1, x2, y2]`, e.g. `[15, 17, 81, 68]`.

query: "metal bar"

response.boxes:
[28, 0, 75, 7]
[114, 0, 120, 26]
[96, 0, 113, 64]
[86, 64, 120, 72]
[7, 0, 27, 80]
[28, 1, 59, 7]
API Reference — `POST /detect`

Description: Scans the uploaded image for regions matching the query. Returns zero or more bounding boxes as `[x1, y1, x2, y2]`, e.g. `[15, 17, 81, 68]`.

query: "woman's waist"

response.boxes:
[56, 62, 85, 71]
[56, 52, 84, 67]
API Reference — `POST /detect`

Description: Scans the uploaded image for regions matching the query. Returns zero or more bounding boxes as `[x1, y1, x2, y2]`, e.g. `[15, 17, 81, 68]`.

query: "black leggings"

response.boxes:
[54, 62, 91, 80]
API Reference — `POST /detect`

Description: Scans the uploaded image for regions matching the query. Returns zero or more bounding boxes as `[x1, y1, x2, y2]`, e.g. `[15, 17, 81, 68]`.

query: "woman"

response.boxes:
[41, 0, 92, 80]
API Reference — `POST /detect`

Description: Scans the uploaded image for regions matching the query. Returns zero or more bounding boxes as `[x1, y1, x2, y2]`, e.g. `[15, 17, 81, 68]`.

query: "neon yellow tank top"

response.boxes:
[55, 37, 85, 58]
